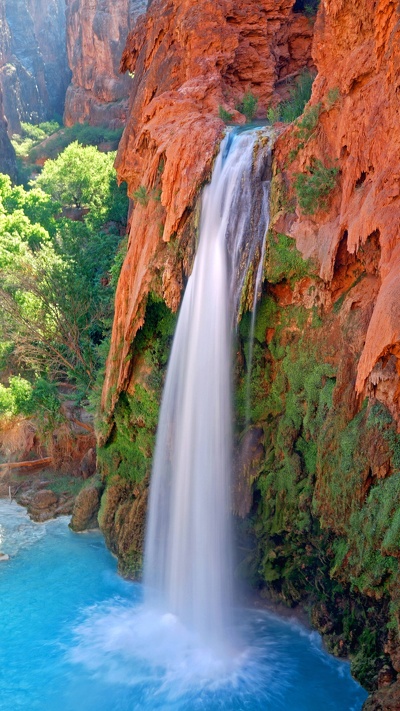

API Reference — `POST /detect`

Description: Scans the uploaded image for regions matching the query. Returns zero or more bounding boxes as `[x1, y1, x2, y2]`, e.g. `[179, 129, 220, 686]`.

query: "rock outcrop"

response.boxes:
[101, 0, 314, 426]
[70, 483, 102, 531]
[64, 0, 147, 127]
[274, 0, 400, 425]
[0, 0, 70, 134]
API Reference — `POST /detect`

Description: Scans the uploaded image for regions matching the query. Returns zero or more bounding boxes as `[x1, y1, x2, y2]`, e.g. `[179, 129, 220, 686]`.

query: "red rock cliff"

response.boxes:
[274, 0, 400, 425]
[64, 0, 147, 127]
[0, 0, 70, 133]
[101, 0, 314, 424]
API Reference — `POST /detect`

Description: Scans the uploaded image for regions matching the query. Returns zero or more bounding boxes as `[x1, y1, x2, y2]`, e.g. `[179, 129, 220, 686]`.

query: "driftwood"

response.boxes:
[70, 418, 94, 434]
[0, 457, 52, 472]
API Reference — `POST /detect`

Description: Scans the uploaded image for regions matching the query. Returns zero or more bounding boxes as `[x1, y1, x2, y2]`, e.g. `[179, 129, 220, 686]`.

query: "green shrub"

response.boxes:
[295, 158, 339, 214]
[280, 71, 315, 124]
[133, 185, 149, 207]
[218, 106, 233, 123]
[237, 93, 258, 122]
[267, 105, 281, 124]
[326, 87, 340, 109]
[12, 120, 123, 161]
[266, 232, 312, 285]
[304, 0, 320, 16]
[0, 376, 33, 418]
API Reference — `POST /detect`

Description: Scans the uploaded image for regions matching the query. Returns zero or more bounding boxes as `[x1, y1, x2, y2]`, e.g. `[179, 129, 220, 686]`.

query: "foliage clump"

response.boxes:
[236, 93, 258, 122]
[0, 141, 128, 414]
[295, 158, 339, 214]
[97, 295, 177, 483]
[218, 106, 233, 123]
[280, 71, 315, 123]
[12, 120, 123, 166]
[265, 232, 312, 285]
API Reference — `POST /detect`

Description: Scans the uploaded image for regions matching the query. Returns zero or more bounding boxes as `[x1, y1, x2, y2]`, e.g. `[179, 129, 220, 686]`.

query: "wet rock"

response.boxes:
[70, 485, 101, 532]
[27, 489, 58, 522]
[80, 448, 97, 480]
[98, 477, 147, 578]
[234, 427, 265, 518]
[363, 679, 400, 711]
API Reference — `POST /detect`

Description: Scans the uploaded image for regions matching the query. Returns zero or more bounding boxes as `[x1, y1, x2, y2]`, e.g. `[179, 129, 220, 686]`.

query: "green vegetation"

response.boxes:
[236, 93, 258, 122]
[295, 158, 339, 214]
[265, 232, 313, 285]
[326, 86, 340, 109]
[280, 71, 315, 123]
[267, 105, 281, 125]
[133, 185, 150, 207]
[218, 105, 234, 123]
[12, 120, 61, 157]
[12, 121, 123, 162]
[97, 295, 177, 483]
[0, 140, 128, 422]
[304, 0, 320, 17]
[293, 0, 320, 16]
[235, 250, 400, 688]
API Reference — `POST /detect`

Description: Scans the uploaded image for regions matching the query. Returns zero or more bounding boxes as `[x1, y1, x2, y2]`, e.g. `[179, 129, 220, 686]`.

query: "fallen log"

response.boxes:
[0, 457, 52, 472]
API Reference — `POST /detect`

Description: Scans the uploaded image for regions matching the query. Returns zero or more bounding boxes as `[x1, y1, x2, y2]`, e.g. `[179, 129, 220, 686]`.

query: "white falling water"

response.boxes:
[144, 128, 272, 655]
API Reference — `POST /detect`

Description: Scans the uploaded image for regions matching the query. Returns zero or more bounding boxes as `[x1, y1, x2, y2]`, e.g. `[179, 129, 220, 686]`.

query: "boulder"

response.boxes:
[70, 485, 101, 532]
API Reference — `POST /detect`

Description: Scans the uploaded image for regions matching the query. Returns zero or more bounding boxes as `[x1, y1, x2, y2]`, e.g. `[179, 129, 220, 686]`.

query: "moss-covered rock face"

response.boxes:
[235, 226, 400, 692]
[96, 294, 176, 578]
[97, 295, 176, 485]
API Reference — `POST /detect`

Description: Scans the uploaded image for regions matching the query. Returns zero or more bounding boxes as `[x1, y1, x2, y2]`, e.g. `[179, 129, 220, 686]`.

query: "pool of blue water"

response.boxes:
[0, 500, 367, 711]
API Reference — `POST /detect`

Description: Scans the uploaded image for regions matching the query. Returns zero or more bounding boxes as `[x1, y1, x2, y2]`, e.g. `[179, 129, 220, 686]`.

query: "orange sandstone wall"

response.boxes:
[274, 0, 400, 424]
[101, 0, 313, 425]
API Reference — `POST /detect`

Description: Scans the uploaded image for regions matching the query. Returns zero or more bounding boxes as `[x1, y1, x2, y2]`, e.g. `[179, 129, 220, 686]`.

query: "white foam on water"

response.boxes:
[69, 601, 291, 704]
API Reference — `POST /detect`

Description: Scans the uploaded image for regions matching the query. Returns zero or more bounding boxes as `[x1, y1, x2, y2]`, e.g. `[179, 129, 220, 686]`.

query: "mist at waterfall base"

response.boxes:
[1, 501, 367, 710]
[1, 132, 366, 710]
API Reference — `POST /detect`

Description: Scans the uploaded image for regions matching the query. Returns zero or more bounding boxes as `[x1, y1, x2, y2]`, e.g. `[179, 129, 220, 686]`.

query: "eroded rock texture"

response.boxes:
[101, 0, 313, 425]
[0, 0, 70, 133]
[64, 0, 147, 127]
[274, 0, 400, 425]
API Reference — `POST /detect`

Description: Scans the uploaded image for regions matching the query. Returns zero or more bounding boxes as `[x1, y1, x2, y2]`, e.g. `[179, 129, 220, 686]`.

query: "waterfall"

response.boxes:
[144, 128, 272, 653]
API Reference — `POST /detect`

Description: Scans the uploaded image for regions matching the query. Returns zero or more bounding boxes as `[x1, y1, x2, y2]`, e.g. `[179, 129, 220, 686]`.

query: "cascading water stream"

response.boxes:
[144, 128, 272, 653]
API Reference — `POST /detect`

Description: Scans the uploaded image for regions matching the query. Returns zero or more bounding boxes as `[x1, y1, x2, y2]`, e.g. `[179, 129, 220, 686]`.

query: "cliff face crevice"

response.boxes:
[101, 0, 314, 427]
[0, 0, 70, 133]
[64, 0, 147, 127]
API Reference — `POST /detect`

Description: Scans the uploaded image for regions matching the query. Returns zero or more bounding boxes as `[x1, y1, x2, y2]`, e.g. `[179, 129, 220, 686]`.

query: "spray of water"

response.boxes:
[144, 128, 272, 654]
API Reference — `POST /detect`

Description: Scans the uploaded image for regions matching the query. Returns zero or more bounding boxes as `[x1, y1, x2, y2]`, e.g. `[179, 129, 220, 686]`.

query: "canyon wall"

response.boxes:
[100, 0, 314, 427]
[0, 86, 16, 178]
[97, 0, 400, 706]
[64, 0, 147, 127]
[0, 0, 70, 134]
[0, 3, 16, 177]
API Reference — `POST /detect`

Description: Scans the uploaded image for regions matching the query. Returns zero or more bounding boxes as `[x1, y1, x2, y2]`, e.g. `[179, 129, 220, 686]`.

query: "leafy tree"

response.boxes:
[0, 142, 129, 407]
[35, 142, 119, 219]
